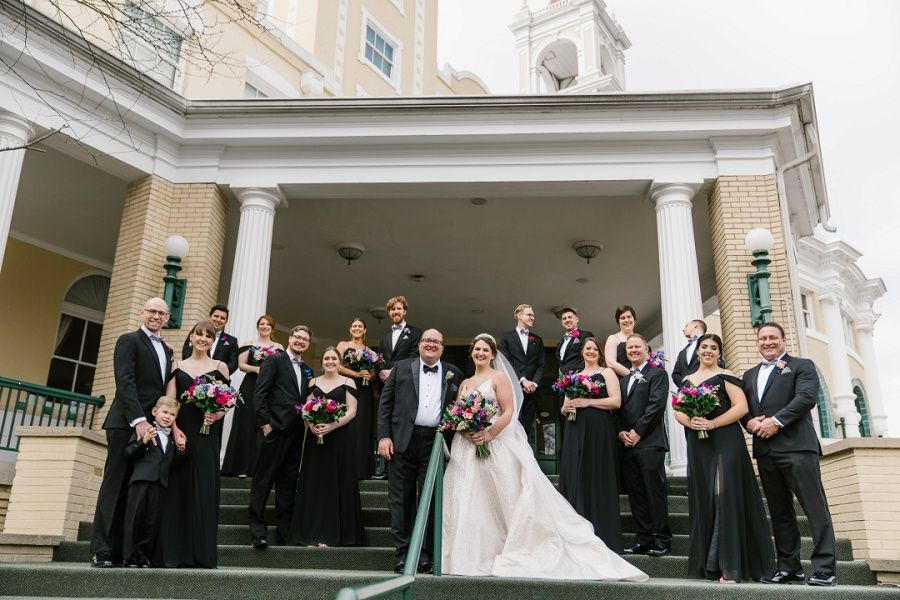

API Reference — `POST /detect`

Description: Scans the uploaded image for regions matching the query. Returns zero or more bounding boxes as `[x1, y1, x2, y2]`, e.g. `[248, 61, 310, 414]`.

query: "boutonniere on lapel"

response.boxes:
[402, 327, 411, 340]
[445, 371, 455, 382]
[528, 335, 536, 343]
[776, 359, 791, 375]
[632, 371, 646, 384]
[570, 329, 581, 343]
[302, 365, 314, 379]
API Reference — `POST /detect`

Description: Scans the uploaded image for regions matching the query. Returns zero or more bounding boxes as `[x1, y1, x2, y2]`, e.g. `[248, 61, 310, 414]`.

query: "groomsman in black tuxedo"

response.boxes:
[247, 325, 312, 548]
[742, 322, 836, 587]
[554, 307, 593, 445]
[671, 319, 706, 388]
[377, 329, 462, 574]
[498, 304, 545, 438]
[616, 333, 672, 557]
[91, 297, 174, 568]
[181, 304, 239, 375]
[376, 295, 422, 384]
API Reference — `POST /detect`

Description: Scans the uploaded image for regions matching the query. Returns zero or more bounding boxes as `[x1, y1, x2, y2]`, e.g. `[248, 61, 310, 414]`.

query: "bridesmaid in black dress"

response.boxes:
[558, 337, 624, 552]
[675, 333, 774, 583]
[221, 315, 283, 477]
[288, 347, 365, 546]
[337, 318, 377, 479]
[604, 305, 637, 378]
[160, 320, 231, 568]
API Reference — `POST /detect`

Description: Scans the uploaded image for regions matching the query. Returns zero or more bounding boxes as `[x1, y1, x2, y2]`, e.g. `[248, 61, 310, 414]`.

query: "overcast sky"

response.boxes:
[437, 0, 900, 435]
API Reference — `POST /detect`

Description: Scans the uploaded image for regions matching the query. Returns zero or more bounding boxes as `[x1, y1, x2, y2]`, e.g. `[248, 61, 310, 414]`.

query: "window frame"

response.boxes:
[358, 8, 403, 92]
[116, 1, 185, 90]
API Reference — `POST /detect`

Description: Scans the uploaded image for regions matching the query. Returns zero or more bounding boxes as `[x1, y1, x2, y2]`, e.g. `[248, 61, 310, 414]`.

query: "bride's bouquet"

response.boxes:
[296, 396, 346, 444]
[341, 347, 384, 386]
[439, 389, 498, 458]
[552, 373, 605, 422]
[671, 383, 720, 439]
[181, 374, 242, 435]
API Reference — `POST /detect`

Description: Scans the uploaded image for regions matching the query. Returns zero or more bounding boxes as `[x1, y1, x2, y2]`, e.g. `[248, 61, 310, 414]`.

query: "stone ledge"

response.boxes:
[0, 464, 13, 486]
[14, 427, 106, 446]
[823, 437, 900, 457]
[0, 533, 64, 547]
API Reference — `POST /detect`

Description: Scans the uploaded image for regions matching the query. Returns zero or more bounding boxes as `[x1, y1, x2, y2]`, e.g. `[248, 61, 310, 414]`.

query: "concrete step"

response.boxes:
[218, 488, 386, 508]
[52, 542, 876, 585]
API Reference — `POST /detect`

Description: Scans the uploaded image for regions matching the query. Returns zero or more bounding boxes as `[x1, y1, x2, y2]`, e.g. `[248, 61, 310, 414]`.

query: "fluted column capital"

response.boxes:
[233, 187, 287, 213]
[649, 182, 701, 209]
[0, 111, 33, 147]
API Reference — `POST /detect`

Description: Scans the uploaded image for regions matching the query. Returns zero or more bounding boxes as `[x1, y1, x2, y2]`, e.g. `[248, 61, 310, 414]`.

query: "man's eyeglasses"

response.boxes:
[143, 309, 169, 317]
[420, 338, 443, 347]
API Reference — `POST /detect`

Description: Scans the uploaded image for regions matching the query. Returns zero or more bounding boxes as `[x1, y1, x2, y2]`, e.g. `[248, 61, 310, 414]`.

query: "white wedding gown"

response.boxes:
[441, 375, 648, 581]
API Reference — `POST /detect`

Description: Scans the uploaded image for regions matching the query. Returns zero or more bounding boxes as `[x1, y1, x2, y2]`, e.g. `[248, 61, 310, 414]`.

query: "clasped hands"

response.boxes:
[561, 397, 590, 415]
[618, 429, 641, 448]
[746, 415, 780, 439]
[310, 422, 337, 437]
[520, 379, 537, 394]
[688, 417, 715, 432]
[465, 429, 492, 446]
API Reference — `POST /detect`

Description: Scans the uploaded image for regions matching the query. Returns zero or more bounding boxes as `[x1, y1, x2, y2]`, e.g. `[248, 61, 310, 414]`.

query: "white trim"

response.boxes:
[9, 230, 113, 272]
[354, 84, 370, 97]
[358, 7, 403, 94]
[245, 56, 300, 98]
[61, 301, 106, 324]
[806, 329, 828, 344]
[390, 0, 405, 16]
[412, 0, 424, 95]
[333, 0, 349, 89]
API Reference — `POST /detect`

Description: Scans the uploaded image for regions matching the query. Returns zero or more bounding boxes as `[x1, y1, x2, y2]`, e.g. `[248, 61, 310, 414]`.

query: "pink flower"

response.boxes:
[571, 329, 581, 339]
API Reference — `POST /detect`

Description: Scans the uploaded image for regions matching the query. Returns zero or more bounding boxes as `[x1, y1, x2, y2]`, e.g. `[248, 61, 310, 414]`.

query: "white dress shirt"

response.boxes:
[559, 332, 573, 360]
[391, 321, 407, 351]
[518, 328, 530, 354]
[684, 338, 698, 364]
[288, 351, 305, 393]
[756, 352, 786, 403]
[414, 362, 443, 427]
[211, 331, 222, 357]
[156, 427, 169, 453]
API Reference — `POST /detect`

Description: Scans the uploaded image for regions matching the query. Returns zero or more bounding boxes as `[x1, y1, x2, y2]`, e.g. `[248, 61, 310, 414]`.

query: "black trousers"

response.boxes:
[90, 428, 133, 559]
[122, 480, 164, 564]
[248, 426, 302, 542]
[757, 450, 836, 576]
[621, 446, 671, 548]
[518, 392, 537, 440]
[387, 426, 435, 563]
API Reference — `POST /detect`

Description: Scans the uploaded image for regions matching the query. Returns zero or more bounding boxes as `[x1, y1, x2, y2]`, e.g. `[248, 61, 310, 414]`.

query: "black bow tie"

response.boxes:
[423, 365, 438, 374]
[520, 329, 529, 335]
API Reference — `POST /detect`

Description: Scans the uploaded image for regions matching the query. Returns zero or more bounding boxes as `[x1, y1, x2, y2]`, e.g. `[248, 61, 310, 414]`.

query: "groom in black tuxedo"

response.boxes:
[247, 325, 312, 548]
[498, 304, 545, 438]
[377, 328, 461, 574]
[180, 304, 239, 375]
[91, 297, 174, 568]
[616, 333, 672, 557]
[376, 295, 422, 385]
[671, 319, 706, 388]
[742, 322, 836, 586]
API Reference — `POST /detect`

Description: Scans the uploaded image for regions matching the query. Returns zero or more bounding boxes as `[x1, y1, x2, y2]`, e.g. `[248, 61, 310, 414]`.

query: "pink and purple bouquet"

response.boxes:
[296, 396, 346, 444]
[671, 383, 720, 439]
[647, 350, 666, 369]
[250, 345, 279, 366]
[552, 373, 605, 421]
[439, 390, 498, 458]
[181, 374, 242, 435]
[342, 347, 384, 386]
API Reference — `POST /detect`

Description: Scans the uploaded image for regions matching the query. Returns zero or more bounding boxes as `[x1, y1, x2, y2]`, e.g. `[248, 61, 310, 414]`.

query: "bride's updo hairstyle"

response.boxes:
[468, 333, 498, 358]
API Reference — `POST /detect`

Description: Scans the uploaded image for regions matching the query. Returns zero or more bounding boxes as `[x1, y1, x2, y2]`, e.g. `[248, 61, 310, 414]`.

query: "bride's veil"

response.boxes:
[476, 333, 525, 419]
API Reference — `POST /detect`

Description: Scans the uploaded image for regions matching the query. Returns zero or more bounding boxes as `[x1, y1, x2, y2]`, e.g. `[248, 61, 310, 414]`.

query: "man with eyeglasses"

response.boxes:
[91, 297, 174, 568]
[377, 329, 461, 574]
[247, 325, 312, 549]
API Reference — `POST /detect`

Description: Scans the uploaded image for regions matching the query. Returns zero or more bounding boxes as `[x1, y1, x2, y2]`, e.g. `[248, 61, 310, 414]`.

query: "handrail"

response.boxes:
[335, 430, 445, 600]
[0, 375, 106, 452]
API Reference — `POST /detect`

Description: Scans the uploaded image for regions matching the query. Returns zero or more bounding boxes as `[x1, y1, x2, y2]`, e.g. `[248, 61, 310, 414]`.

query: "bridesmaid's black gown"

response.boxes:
[221, 346, 281, 477]
[558, 372, 623, 552]
[287, 382, 365, 546]
[160, 368, 227, 568]
[616, 340, 629, 377]
[342, 348, 376, 479]
[684, 373, 774, 581]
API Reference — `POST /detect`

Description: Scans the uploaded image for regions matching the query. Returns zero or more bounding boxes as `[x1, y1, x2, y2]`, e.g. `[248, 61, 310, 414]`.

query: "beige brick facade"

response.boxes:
[708, 175, 799, 371]
[92, 176, 229, 428]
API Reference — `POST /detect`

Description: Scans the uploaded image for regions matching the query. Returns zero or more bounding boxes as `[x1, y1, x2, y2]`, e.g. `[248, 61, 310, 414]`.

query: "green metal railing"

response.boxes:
[0, 376, 105, 452]
[335, 431, 446, 600]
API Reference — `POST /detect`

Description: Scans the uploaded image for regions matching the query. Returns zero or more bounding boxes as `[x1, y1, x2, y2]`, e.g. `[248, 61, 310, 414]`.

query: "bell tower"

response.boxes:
[509, 0, 630, 94]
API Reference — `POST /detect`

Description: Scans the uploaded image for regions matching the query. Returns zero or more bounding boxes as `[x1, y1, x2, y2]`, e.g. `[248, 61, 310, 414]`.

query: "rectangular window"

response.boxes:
[842, 317, 856, 350]
[46, 316, 103, 395]
[364, 25, 395, 78]
[800, 293, 814, 330]
[117, 2, 183, 88]
[243, 82, 269, 98]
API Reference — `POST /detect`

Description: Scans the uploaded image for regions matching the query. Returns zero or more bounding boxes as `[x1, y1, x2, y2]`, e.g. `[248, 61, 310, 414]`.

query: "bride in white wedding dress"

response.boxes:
[441, 334, 648, 581]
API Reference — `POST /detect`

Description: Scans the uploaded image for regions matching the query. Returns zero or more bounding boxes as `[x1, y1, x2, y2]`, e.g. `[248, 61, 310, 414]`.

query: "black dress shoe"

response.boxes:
[393, 561, 405, 574]
[91, 551, 114, 568]
[622, 543, 651, 555]
[647, 545, 670, 557]
[417, 561, 433, 574]
[808, 572, 836, 587]
[761, 570, 805, 584]
[251, 536, 268, 549]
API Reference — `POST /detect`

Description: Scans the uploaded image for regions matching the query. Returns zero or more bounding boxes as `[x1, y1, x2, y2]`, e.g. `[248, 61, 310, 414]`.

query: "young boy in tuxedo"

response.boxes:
[122, 396, 183, 567]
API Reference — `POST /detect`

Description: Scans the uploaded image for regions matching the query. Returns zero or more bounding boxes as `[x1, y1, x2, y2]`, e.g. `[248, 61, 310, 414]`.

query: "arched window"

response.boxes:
[814, 366, 834, 438]
[852, 379, 872, 438]
[45, 274, 110, 395]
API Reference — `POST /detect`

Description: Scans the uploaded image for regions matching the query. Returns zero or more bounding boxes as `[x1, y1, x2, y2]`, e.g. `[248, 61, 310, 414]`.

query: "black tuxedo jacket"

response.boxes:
[741, 354, 821, 457]
[498, 330, 545, 385]
[554, 329, 595, 377]
[616, 364, 669, 451]
[125, 431, 180, 488]
[104, 329, 173, 430]
[255, 351, 310, 432]
[181, 331, 239, 375]
[671, 341, 700, 389]
[376, 324, 422, 376]
[377, 358, 462, 454]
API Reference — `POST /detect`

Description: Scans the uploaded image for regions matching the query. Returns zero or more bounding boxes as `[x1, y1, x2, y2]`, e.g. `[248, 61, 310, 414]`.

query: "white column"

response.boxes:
[818, 293, 861, 437]
[651, 182, 703, 476]
[855, 318, 887, 436]
[226, 188, 285, 345]
[0, 112, 33, 275]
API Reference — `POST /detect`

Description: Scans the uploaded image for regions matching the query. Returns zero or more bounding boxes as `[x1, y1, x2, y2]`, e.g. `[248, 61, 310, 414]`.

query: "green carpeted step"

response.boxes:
[218, 505, 391, 527]
[1, 563, 888, 600]
[218, 488, 386, 508]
